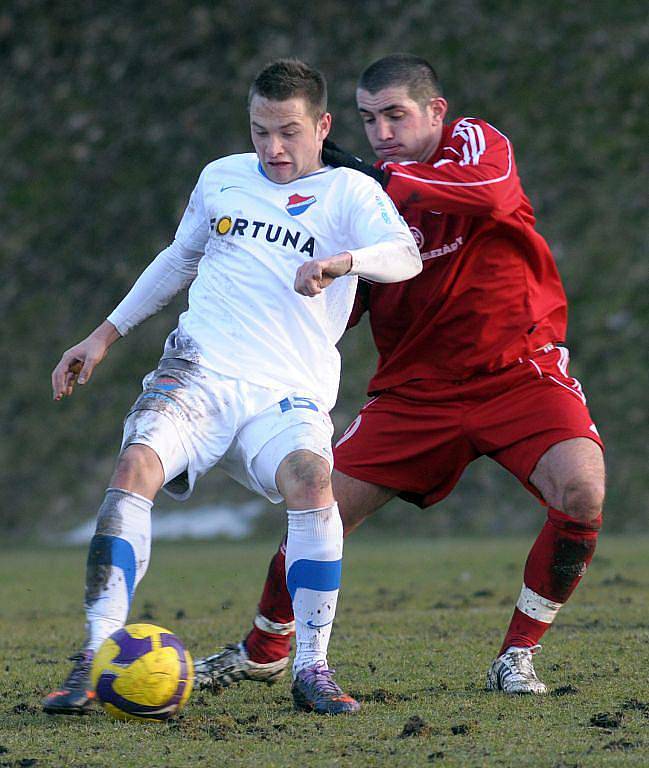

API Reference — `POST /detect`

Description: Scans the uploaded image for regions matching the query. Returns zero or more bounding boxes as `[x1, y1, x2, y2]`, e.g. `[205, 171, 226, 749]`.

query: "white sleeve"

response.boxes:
[106, 239, 202, 336]
[341, 174, 422, 283]
[174, 170, 211, 251]
[347, 237, 421, 283]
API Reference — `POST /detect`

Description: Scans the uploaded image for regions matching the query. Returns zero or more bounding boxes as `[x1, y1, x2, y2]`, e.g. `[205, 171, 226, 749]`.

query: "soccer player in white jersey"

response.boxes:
[43, 58, 421, 717]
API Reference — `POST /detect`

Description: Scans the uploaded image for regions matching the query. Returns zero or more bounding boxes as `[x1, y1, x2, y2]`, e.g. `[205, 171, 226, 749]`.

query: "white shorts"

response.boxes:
[121, 360, 334, 503]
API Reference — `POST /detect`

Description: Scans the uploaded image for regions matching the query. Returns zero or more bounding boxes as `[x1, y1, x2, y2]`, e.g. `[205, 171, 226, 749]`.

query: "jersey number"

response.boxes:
[279, 396, 318, 413]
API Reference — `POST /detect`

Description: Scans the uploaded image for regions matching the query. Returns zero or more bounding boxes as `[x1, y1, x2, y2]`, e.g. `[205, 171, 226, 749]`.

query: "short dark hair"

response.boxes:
[249, 58, 327, 120]
[358, 54, 443, 106]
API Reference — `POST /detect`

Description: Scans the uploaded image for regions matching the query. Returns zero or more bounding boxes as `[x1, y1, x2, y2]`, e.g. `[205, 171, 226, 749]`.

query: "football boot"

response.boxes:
[42, 650, 96, 714]
[194, 642, 289, 691]
[486, 644, 547, 694]
[291, 662, 360, 715]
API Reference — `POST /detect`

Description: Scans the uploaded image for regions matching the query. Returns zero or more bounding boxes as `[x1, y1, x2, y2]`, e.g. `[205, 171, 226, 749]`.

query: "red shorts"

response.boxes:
[333, 346, 604, 508]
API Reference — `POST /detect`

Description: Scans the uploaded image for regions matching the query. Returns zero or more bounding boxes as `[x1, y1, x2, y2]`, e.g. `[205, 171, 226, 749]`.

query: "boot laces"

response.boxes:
[64, 651, 93, 687]
[300, 662, 342, 696]
[506, 645, 541, 678]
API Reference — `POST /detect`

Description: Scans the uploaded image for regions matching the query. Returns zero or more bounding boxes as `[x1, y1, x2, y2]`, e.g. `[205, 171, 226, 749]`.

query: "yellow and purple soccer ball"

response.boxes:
[91, 623, 193, 721]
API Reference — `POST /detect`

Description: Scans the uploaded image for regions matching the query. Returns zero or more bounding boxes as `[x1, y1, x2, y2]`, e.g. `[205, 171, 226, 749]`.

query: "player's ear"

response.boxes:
[428, 97, 448, 126]
[317, 112, 332, 141]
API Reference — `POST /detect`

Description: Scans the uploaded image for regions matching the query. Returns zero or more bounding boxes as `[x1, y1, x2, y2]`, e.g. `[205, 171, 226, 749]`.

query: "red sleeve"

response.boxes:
[383, 118, 522, 218]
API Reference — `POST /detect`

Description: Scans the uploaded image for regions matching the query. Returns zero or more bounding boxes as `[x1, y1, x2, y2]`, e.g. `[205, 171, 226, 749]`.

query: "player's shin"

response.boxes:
[244, 536, 295, 663]
[285, 504, 343, 675]
[500, 507, 601, 653]
[84, 488, 152, 651]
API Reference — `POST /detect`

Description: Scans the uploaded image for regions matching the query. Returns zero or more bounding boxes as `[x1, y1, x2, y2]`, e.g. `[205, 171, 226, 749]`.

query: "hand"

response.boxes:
[322, 138, 387, 187]
[51, 321, 120, 400]
[294, 253, 353, 297]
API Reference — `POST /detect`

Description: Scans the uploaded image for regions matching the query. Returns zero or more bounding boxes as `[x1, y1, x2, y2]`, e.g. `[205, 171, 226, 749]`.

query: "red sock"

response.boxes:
[499, 508, 601, 654]
[244, 536, 294, 663]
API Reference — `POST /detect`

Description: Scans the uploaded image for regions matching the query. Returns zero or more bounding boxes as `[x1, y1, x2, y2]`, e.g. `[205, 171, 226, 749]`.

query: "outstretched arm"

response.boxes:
[52, 238, 202, 400]
[52, 166, 211, 400]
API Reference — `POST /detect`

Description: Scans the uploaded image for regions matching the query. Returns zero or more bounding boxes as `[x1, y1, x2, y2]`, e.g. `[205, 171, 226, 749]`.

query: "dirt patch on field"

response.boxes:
[400, 715, 432, 738]
[621, 698, 649, 715]
[552, 685, 580, 696]
[590, 711, 624, 728]
[11, 703, 39, 715]
[363, 688, 412, 704]
[603, 739, 639, 752]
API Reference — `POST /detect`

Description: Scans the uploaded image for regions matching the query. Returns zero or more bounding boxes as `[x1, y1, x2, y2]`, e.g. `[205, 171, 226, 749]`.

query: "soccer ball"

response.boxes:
[91, 623, 194, 721]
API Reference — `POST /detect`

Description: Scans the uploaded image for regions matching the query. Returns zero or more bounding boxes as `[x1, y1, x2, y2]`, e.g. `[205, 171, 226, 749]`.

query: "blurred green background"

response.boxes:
[2, 0, 647, 538]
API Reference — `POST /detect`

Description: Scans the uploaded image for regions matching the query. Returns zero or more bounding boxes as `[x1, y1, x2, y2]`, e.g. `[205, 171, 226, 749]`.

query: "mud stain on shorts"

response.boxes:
[162, 329, 202, 364]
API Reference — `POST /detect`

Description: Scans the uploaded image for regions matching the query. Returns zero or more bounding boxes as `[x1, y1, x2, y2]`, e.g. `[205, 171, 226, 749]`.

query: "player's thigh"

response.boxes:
[484, 350, 604, 513]
[122, 362, 238, 500]
[120, 407, 191, 498]
[333, 390, 473, 509]
[230, 393, 334, 504]
[529, 437, 605, 519]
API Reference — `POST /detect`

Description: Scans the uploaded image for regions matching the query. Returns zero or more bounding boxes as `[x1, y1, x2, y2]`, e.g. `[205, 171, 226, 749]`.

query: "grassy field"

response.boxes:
[1, 536, 648, 767]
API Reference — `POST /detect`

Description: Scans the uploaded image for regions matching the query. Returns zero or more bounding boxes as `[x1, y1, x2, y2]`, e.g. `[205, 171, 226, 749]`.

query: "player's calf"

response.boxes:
[498, 507, 601, 658]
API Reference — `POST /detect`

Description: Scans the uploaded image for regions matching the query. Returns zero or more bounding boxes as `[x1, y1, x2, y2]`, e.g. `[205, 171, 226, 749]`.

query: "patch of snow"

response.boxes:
[59, 500, 264, 545]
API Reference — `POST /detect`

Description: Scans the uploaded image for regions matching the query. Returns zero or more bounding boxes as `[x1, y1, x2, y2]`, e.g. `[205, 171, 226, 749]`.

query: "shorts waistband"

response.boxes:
[158, 357, 198, 372]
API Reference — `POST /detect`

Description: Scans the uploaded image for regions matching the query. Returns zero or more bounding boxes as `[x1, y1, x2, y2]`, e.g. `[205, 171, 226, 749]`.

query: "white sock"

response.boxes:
[84, 488, 152, 651]
[285, 503, 343, 675]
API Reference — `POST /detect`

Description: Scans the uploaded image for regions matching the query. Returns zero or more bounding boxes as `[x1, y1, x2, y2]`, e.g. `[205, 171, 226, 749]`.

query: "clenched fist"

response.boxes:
[294, 252, 353, 297]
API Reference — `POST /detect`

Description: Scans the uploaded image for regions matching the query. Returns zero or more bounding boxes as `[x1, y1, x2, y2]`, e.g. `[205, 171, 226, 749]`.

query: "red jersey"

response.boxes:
[349, 117, 567, 391]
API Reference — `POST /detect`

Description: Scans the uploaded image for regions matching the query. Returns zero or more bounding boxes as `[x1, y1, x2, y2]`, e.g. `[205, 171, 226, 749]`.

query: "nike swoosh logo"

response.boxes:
[306, 619, 334, 629]
[220, 185, 243, 192]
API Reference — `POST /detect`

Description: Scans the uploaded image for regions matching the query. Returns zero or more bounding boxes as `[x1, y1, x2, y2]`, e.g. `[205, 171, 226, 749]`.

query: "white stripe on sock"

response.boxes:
[516, 584, 563, 624]
[254, 613, 295, 636]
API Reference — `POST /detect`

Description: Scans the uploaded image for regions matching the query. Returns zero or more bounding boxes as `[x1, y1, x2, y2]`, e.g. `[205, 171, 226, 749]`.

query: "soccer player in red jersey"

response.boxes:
[195, 54, 605, 695]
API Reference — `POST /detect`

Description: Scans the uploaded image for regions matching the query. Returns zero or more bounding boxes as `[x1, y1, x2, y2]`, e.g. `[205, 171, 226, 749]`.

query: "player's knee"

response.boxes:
[277, 450, 332, 508]
[111, 444, 163, 495]
[561, 477, 605, 527]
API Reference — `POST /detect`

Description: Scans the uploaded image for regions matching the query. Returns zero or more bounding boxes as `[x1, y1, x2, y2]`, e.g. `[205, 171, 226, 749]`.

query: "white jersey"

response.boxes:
[158, 153, 414, 410]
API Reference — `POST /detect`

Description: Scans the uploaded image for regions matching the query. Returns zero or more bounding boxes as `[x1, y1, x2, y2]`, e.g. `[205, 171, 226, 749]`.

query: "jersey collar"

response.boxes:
[257, 160, 330, 184]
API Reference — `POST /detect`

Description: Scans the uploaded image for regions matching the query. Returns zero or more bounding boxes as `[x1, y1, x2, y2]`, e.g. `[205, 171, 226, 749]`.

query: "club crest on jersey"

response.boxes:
[155, 377, 180, 391]
[286, 193, 316, 216]
[409, 226, 424, 249]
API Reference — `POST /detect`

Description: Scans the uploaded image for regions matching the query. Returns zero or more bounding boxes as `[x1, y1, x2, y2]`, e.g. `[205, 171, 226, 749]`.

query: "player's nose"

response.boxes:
[267, 135, 284, 157]
[375, 117, 394, 141]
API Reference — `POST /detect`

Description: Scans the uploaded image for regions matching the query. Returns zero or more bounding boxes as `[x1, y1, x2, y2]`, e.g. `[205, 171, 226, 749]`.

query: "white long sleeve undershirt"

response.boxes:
[348, 238, 422, 283]
[107, 235, 421, 337]
[107, 239, 202, 336]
